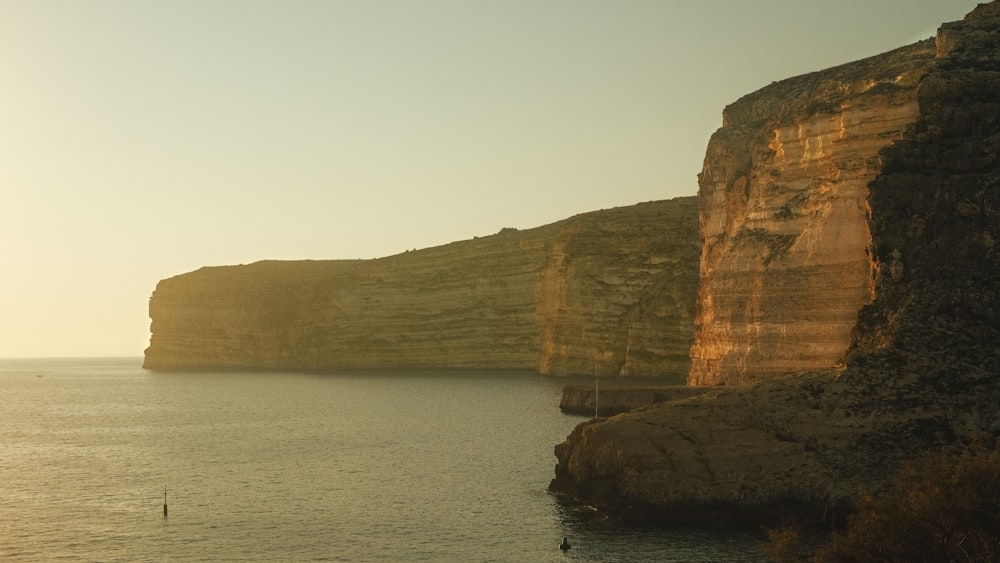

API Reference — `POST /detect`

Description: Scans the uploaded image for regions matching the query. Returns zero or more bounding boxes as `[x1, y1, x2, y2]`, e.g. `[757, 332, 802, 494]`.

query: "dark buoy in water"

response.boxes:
[559, 537, 571, 551]
[163, 487, 168, 517]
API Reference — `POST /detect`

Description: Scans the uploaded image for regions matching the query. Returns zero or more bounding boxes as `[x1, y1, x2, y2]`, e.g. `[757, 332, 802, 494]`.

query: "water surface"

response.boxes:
[0, 358, 767, 561]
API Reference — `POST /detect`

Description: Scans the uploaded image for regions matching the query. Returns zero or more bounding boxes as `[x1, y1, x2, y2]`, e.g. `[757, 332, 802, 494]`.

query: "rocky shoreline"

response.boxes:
[550, 2, 1000, 524]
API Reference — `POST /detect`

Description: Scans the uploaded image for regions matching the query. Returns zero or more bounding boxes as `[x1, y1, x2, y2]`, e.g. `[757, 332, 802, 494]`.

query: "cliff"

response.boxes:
[551, 3, 1000, 523]
[689, 37, 937, 386]
[144, 198, 700, 376]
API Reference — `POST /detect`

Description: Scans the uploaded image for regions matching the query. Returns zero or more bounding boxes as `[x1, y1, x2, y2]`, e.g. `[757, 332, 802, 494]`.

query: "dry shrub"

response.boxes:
[764, 526, 802, 562]
[814, 442, 1000, 563]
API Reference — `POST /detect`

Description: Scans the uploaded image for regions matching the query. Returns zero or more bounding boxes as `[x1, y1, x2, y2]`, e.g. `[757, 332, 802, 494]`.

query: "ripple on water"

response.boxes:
[1, 359, 769, 561]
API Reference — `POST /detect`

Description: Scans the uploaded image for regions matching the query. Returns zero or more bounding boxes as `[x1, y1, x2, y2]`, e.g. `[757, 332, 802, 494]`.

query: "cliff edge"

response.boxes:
[144, 198, 700, 376]
[552, 3, 1000, 523]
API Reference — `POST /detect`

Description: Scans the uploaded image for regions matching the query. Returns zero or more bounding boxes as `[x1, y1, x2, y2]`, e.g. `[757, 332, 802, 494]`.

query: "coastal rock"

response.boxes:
[144, 198, 700, 376]
[552, 3, 1000, 523]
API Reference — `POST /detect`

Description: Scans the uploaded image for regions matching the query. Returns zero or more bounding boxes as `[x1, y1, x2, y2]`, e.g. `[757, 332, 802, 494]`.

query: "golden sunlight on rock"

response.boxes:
[552, 2, 1000, 526]
[689, 39, 936, 386]
[145, 198, 700, 377]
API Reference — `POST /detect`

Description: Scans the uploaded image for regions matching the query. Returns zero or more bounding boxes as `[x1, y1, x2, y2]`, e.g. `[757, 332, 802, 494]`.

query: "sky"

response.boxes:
[0, 0, 982, 358]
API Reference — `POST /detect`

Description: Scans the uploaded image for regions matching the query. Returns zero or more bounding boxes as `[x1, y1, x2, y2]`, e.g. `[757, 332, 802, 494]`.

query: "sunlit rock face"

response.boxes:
[689, 40, 937, 385]
[533, 200, 700, 377]
[144, 198, 700, 376]
[552, 2, 1000, 523]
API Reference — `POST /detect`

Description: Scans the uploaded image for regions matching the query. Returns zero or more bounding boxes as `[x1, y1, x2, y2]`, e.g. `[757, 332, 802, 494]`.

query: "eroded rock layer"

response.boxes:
[552, 3, 1000, 523]
[144, 198, 700, 376]
[690, 39, 938, 385]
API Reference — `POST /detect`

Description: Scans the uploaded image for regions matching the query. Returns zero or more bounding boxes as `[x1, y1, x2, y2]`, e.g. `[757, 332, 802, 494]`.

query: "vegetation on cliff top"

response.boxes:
[765, 440, 1000, 562]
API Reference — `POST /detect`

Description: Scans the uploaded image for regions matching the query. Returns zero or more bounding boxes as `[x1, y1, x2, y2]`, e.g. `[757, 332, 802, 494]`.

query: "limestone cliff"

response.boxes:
[552, 3, 1000, 523]
[144, 198, 700, 376]
[690, 38, 938, 386]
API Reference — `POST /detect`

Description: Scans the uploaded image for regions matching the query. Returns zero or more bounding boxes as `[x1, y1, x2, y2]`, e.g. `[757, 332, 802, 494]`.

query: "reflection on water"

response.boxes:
[0, 358, 767, 561]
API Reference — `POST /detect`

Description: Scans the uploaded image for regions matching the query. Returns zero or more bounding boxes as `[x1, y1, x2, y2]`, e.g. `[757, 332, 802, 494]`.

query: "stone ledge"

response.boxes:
[559, 384, 715, 416]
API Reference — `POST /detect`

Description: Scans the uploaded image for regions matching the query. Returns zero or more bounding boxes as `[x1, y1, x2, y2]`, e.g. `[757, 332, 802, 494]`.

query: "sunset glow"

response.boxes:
[0, 0, 978, 357]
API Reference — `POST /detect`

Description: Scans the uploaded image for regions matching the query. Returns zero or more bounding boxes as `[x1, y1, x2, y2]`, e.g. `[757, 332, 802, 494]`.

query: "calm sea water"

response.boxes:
[0, 358, 768, 562]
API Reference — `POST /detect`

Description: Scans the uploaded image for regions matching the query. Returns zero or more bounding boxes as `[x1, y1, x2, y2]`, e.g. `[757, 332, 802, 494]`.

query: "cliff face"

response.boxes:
[144, 198, 700, 376]
[552, 3, 1000, 522]
[690, 39, 938, 386]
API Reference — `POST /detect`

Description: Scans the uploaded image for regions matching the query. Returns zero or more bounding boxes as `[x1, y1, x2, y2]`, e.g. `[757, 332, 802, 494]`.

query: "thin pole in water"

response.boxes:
[163, 487, 168, 517]
[594, 376, 599, 419]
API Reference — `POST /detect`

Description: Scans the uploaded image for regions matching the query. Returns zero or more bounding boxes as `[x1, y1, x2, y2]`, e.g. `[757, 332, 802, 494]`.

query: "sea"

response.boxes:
[0, 357, 769, 562]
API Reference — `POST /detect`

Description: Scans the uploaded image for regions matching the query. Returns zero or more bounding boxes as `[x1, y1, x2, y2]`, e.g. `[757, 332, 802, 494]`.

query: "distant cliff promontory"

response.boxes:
[144, 198, 700, 376]
[551, 2, 1000, 523]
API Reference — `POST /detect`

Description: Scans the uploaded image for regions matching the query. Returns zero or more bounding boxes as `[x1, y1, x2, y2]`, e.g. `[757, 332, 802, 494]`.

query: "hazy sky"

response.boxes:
[0, 1, 981, 358]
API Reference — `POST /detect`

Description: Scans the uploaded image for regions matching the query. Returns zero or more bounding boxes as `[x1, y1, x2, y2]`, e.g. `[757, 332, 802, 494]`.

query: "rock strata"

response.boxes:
[144, 198, 700, 376]
[690, 37, 938, 386]
[552, 3, 1000, 524]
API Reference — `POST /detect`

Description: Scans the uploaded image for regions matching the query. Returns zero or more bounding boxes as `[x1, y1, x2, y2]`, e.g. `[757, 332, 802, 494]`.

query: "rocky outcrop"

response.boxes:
[144, 198, 700, 376]
[552, 3, 1000, 523]
[690, 37, 938, 386]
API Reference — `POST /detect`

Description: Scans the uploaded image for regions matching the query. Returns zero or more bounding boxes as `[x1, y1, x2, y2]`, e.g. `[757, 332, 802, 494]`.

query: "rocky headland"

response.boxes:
[550, 3, 1000, 523]
[144, 198, 700, 376]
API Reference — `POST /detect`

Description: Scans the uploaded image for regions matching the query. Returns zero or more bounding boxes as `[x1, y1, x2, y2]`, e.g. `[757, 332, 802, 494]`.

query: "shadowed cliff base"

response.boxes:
[144, 197, 700, 377]
[558, 383, 713, 417]
[551, 2, 1000, 526]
